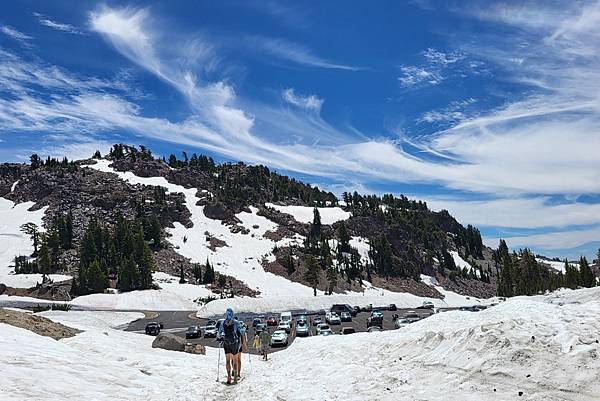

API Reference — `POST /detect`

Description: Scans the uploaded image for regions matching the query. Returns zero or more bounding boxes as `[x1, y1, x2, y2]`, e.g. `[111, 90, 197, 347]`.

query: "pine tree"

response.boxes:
[118, 257, 139, 292]
[326, 264, 337, 295]
[37, 239, 52, 276]
[179, 263, 186, 284]
[203, 258, 215, 284]
[304, 255, 319, 296]
[192, 263, 202, 284]
[86, 259, 108, 293]
[20, 223, 40, 256]
[579, 256, 595, 288]
[564, 259, 579, 289]
[337, 221, 351, 255]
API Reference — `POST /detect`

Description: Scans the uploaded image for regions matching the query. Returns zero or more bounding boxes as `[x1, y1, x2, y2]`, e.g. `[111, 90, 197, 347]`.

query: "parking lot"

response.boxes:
[128, 306, 436, 354]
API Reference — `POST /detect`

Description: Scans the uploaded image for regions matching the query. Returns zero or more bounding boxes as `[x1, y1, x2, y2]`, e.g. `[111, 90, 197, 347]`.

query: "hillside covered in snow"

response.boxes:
[0, 145, 507, 310]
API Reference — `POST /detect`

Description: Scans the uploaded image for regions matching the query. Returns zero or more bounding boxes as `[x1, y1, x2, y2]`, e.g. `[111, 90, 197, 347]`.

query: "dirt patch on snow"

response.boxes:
[0, 308, 81, 340]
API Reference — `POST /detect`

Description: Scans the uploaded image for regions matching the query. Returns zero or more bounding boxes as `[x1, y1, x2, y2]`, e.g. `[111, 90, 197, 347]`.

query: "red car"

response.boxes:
[266, 316, 278, 326]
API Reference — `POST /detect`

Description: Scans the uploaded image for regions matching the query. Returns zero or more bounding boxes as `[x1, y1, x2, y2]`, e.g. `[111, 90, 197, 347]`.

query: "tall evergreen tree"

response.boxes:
[304, 255, 319, 296]
[579, 256, 595, 288]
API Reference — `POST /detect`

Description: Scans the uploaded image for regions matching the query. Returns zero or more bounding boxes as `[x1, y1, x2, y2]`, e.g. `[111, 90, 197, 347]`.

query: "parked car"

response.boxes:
[297, 315, 308, 324]
[278, 321, 292, 334]
[326, 312, 341, 325]
[367, 311, 383, 329]
[388, 303, 397, 311]
[394, 318, 411, 329]
[204, 322, 218, 338]
[316, 323, 330, 335]
[331, 304, 357, 317]
[367, 326, 381, 333]
[255, 323, 268, 334]
[418, 301, 434, 310]
[266, 316, 278, 326]
[252, 317, 262, 327]
[361, 304, 373, 313]
[295, 321, 310, 337]
[145, 322, 161, 336]
[313, 316, 323, 326]
[270, 330, 289, 347]
[472, 305, 488, 311]
[404, 312, 421, 323]
[353, 306, 361, 315]
[319, 328, 334, 336]
[340, 311, 352, 322]
[280, 311, 293, 326]
[185, 326, 201, 339]
[341, 327, 356, 335]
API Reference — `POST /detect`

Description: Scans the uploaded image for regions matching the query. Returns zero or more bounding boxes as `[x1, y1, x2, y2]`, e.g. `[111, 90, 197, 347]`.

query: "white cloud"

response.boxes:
[33, 13, 83, 35]
[426, 196, 600, 229]
[246, 36, 361, 71]
[0, 25, 33, 43]
[398, 66, 442, 87]
[282, 88, 323, 112]
[487, 226, 600, 250]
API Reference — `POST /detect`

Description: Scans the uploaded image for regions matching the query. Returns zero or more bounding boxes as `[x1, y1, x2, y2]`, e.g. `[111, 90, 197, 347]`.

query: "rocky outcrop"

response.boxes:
[0, 308, 80, 340]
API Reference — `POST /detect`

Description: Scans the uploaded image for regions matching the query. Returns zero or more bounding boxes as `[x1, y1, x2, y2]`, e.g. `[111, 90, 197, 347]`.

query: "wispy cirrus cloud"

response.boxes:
[398, 47, 467, 88]
[245, 36, 362, 71]
[282, 88, 323, 112]
[0, 25, 33, 45]
[33, 13, 83, 35]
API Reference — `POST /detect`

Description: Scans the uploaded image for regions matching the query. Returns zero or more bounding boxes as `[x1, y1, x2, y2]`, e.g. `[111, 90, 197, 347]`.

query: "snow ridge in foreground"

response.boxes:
[2, 288, 600, 401]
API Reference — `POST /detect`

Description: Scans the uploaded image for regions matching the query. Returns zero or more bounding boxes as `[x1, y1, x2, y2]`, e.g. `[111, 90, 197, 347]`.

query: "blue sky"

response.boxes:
[1, 0, 600, 260]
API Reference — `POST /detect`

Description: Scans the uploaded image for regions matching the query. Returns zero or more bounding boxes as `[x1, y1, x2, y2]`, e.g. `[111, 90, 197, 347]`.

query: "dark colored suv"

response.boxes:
[145, 322, 161, 336]
[330, 304, 357, 317]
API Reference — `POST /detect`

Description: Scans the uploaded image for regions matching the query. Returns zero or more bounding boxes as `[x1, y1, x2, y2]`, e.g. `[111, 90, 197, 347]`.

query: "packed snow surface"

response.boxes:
[265, 202, 351, 224]
[2, 288, 600, 400]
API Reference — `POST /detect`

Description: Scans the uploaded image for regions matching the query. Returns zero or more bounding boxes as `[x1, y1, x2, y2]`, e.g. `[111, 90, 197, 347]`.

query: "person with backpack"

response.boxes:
[218, 308, 244, 384]
[234, 318, 248, 380]
[258, 328, 270, 361]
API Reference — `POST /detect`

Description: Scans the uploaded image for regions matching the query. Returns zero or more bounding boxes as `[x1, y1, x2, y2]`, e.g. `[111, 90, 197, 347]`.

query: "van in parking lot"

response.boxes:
[280, 311, 292, 325]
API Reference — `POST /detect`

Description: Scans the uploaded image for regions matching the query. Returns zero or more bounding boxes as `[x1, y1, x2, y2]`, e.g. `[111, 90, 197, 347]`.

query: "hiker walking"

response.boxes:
[258, 328, 270, 361]
[234, 318, 248, 380]
[218, 308, 244, 384]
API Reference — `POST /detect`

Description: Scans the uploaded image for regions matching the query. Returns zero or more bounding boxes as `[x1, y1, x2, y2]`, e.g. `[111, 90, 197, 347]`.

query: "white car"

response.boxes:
[316, 323, 330, 335]
[326, 312, 341, 325]
[270, 330, 289, 347]
[394, 318, 411, 329]
[278, 321, 292, 333]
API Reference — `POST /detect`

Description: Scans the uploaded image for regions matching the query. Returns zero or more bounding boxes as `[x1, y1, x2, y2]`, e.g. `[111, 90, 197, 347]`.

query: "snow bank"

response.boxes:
[265, 202, 351, 224]
[3, 287, 600, 400]
[70, 273, 214, 311]
[0, 273, 71, 288]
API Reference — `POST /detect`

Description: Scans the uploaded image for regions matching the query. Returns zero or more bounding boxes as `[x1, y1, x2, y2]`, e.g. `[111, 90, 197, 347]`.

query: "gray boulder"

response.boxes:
[152, 333, 187, 352]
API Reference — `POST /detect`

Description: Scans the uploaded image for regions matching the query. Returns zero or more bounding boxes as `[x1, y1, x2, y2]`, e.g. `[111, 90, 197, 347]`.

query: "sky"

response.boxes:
[0, 0, 599, 260]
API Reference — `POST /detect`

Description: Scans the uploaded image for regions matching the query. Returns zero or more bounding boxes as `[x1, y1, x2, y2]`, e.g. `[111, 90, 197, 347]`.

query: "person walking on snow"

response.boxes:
[258, 328, 270, 360]
[234, 318, 248, 380]
[218, 308, 244, 384]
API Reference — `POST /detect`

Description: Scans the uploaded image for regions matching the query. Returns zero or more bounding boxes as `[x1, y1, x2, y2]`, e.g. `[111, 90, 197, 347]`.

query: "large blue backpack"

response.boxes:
[223, 319, 238, 344]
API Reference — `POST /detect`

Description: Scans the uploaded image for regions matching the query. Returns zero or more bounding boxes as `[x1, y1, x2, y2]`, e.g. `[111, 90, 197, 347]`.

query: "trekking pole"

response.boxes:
[216, 341, 222, 382]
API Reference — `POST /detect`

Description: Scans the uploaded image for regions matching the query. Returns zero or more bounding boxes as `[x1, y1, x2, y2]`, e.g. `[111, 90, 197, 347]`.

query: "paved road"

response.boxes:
[126, 307, 436, 354]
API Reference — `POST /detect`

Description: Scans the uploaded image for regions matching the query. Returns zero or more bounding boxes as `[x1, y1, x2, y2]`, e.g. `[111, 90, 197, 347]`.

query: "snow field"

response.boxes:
[2, 288, 600, 400]
[265, 202, 351, 224]
[0, 197, 72, 288]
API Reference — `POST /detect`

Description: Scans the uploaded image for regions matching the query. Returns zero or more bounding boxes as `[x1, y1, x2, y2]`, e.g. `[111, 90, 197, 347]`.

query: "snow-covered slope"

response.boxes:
[0, 197, 71, 287]
[265, 202, 351, 224]
[535, 257, 578, 273]
[2, 288, 599, 400]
